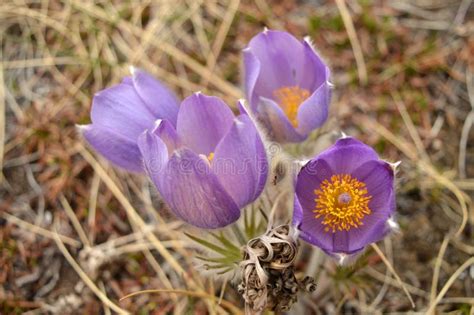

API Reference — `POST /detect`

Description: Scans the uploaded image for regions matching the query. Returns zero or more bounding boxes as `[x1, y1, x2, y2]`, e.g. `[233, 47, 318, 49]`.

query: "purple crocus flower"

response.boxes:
[244, 29, 331, 143]
[293, 137, 396, 255]
[79, 68, 179, 172]
[138, 93, 268, 229]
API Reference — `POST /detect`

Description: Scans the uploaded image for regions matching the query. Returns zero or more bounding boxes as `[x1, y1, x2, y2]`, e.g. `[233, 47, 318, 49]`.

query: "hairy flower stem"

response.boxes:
[238, 224, 316, 314]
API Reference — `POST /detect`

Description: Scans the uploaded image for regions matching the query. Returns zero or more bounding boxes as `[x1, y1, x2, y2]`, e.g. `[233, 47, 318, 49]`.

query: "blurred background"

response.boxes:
[1, 0, 473, 314]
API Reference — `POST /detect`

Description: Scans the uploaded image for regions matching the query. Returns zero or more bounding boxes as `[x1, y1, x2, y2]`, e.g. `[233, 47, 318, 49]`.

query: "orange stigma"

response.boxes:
[313, 174, 372, 233]
[273, 86, 310, 127]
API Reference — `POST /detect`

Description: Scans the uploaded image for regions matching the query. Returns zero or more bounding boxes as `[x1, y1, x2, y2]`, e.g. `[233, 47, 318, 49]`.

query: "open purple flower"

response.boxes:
[293, 137, 395, 255]
[138, 93, 268, 229]
[79, 68, 179, 172]
[244, 29, 331, 143]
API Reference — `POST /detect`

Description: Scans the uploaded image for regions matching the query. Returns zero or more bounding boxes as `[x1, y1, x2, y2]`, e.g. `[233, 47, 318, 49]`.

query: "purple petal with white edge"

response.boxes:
[294, 158, 333, 217]
[156, 148, 240, 228]
[318, 137, 379, 175]
[246, 30, 306, 100]
[91, 83, 155, 141]
[298, 39, 330, 92]
[353, 160, 395, 216]
[237, 99, 250, 116]
[138, 129, 169, 177]
[296, 78, 331, 137]
[151, 119, 181, 154]
[131, 68, 180, 125]
[80, 124, 143, 172]
[294, 193, 333, 252]
[344, 160, 395, 251]
[212, 113, 268, 207]
[258, 98, 306, 142]
[243, 49, 261, 111]
[293, 159, 334, 251]
[177, 93, 234, 155]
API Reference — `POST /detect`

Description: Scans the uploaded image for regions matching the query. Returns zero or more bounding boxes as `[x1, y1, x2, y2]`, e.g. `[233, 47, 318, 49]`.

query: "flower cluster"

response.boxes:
[80, 30, 397, 259]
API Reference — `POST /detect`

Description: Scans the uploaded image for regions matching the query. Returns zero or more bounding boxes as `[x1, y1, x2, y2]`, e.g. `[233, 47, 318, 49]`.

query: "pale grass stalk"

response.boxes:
[369, 238, 392, 309]
[2, 212, 81, 248]
[2, 56, 87, 69]
[60, 194, 91, 247]
[110, 30, 202, 93]
[365, 267, 428, 297]
[392, 91, 430, 163]
[459, 70, 474, 179]
[66, 0, 242, 100]
[201, 0, 240, 87]
[142, 248, 178, 299]
[0, 58, 4, 182]
[438, 297, 474, 305]
[0, 5, 83, 48]
[79, 158, 180, 301]
[426, 257, 474, 314]
[120, 289, 243, 315]
[99, 281, 112, 315]
[77, 144, 204, 292]
[360, 116, 471, 236]
[335, 0, 367, 85]
[187, 0, 211, 58]
[371, 243, 415, 308]
[454, 179, 474, 191]
[218, 277, 228, 306]
[52, 223, 130, 315]
[129, 12, 166, 65]
[429, 236, 450, 306]
[88, 173, 101, 244]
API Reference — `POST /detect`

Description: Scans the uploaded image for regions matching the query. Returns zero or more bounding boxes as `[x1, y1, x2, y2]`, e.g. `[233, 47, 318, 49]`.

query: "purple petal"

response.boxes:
[138, 129, 169, 176]
[151, 119, 181, 154]
[80, 124, 143, 172]
[293, 159, 334, 251]
[298, 39, 330, 91]
[353, 160, 395, 215]
[243, 49, 261, 111]
[294, 194, 333, 251]
[318, 137, 379, 174]
[295, 159, 333, 219]
[257, 98, 306, 142]
[296, 79, 331, 137]
[91, 83, 155, 141]
[212, 113, 268, 207]
[152, 148, 240, 228]
[246, 30, 306, 99]
[177, 93, 234, 155]
[131, 68, 180, 125]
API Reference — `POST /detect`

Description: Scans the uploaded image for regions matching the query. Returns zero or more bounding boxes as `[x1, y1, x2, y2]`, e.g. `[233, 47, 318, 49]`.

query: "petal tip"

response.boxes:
[387, 217, 400, 232]
[75, 124, 89, 132]
[388, 160, 402, 171]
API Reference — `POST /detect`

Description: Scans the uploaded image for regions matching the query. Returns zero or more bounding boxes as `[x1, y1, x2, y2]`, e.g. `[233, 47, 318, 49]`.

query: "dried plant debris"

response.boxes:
[238, 224, 316, 313]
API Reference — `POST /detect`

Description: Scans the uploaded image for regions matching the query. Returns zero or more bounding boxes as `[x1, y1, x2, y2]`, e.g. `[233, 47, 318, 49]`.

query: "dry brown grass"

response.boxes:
[1, 0, 473, 314]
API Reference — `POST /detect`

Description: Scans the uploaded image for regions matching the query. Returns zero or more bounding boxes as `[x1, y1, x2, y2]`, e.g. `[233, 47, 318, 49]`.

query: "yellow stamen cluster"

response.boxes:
[207, 152, 215, 162]
[273, 86, 310, 127]
[314, 174, 372, 233]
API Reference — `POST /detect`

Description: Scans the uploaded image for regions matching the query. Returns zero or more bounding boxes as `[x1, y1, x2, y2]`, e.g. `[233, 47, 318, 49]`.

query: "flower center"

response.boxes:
[207, 152, 215, 162]
[313, 174, 372, 233]
[273, 86, 310, 127]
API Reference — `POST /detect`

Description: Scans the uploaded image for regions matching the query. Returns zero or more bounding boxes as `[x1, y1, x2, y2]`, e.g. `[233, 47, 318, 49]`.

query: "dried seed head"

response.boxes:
[238, 224, 316, 313]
